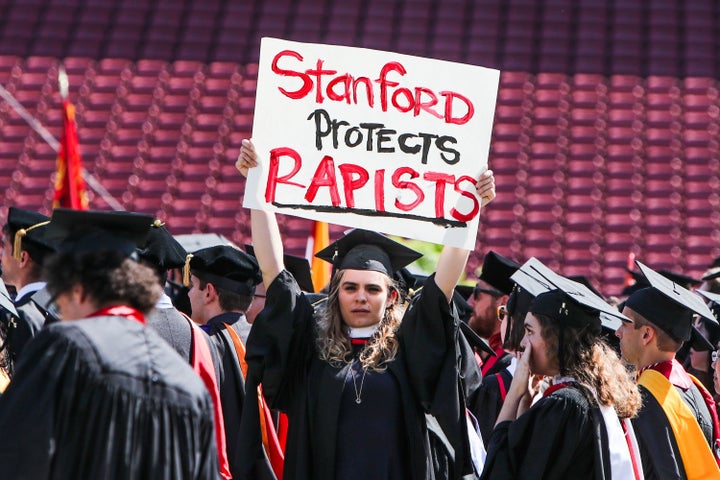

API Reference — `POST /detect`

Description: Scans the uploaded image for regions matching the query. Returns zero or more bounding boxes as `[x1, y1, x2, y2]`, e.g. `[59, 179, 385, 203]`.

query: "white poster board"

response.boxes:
[244, 37, 499, 249]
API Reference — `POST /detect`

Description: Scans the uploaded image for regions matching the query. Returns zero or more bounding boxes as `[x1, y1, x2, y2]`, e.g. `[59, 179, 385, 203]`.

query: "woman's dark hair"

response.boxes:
[45, 251, 161, 313]
[534, 313, 641, 419]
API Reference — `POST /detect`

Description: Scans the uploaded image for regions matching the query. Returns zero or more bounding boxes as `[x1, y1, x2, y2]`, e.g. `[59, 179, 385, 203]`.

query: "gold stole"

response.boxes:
[638, 369, 720, 479]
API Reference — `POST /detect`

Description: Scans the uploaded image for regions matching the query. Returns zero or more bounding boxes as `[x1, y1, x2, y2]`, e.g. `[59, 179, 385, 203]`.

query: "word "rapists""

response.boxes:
[271, 49, 475, 125]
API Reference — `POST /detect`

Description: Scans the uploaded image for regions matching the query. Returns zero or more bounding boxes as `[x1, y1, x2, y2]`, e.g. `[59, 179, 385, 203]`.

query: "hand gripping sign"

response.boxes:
[244, 37, 500, 249]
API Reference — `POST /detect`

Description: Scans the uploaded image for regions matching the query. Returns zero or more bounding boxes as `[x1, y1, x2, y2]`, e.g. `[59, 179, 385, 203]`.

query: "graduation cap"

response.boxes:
[137, 221, 188, 271]
[174, 233, 236, 252]
[624, 261, 717, 343]
[512, 257, 631, 331]
[623, 268, 701, 296]
[6, 208, 54, 261]
[245, 244, 314, 293]
[315, 229, 422, 277]
[45, 208, 153, 257]
[702, 268, 720, 282]
[567, 275, 604, 299]
[478, 251, 520, 295]
[187, 245, 262, 295]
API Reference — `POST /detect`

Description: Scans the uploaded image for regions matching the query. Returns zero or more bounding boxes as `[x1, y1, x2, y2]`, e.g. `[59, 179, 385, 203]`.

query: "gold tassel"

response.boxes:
[13, 229, 26, 261]
[13, 220, 50, 261]
[183, 253, 193, 286]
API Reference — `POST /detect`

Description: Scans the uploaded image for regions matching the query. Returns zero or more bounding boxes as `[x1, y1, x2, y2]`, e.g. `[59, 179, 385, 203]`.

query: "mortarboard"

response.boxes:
[455, 284, 474, 302]
[623, 268, 701, 296]
[137, 221, 188, 271]
[6, 208, 54, 261]
[245, 244, 315, 293]
[174, 233, 236, 252]
[315, 229, 422, 277]
[45, 208, 153, 257]
[702, 268, 720, 282]
[567, 275, 604, 299]
[478, 251, 520, 295]
[512, 257, 631, 331]
[624, 261, 717, 343]
[188, 245, 262, 295]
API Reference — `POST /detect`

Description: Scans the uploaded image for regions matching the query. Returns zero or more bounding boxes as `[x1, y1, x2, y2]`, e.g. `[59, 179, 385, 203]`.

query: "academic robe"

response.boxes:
[481, 383, 615, 480]
[470, 364, 514, 447]
[632, 362, 718, 480]
[0, 315, 219, 479]
[146, 304, 194, 363]
[204, 311, 276, 480]
[245, 270, 477, 480]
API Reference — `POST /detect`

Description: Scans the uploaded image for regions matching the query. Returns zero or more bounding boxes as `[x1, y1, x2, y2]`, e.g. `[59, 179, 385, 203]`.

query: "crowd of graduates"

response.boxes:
[0, 139, 719, 479]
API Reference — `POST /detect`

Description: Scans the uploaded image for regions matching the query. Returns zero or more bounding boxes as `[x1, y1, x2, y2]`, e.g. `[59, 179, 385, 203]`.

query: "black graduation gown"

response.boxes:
[481, 384, 612, 480]
[204, 312, 276, 480]
[0, 315, 219, 479]
[469, 367, 513, 446]
[245, 270, 476, 480]
[632, 383, 714, 480]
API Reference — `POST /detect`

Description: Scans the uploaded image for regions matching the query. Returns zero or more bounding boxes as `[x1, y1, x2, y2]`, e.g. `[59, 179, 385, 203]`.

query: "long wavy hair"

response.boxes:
[535, 314, 642, 419]
[317, 269, 405, 371]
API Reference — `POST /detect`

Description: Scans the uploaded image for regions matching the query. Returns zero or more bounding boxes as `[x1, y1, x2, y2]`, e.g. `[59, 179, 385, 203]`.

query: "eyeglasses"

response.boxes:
[497, 305, 507, 322]
[713, 350, 719, 363]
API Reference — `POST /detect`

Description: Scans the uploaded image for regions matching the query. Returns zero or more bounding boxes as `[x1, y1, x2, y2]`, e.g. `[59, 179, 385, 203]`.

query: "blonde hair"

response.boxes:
[316, 269, 406, 371]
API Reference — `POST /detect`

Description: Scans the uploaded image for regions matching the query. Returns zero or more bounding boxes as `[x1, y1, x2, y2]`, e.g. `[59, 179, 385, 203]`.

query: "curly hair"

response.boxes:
[316, 269, 405, 371]
[45, 251, 161, 314]
[535, 313, 642, 419]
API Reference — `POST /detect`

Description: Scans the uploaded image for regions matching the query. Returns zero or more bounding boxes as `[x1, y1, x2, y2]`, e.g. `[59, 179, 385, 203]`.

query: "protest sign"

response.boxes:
[244, 37, 499, 249]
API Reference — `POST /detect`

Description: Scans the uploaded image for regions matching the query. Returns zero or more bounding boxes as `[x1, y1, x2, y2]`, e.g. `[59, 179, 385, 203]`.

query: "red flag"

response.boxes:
[309, 221, 331, 292]
[52, 98, 88, 210]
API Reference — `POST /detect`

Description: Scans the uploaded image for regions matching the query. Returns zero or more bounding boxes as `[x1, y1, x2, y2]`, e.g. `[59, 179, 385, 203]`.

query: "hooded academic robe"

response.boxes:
[632, 361, 719, 480]
[203, 311, 276, 480]
[0, 315, 219, 479]
[244, 270, 477, 480]
[480, 383, 619, 480]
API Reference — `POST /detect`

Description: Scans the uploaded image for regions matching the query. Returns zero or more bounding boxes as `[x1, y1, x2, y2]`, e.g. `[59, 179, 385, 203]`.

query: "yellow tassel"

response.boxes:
[153, 219, 164, 228]
[183, 253, 193, 286]
[13, 229, 26, 261]
[12, 220, 50, 261]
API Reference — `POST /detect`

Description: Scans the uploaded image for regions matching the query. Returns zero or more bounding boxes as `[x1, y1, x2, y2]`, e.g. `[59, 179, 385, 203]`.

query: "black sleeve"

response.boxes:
[399, 273, 456, 411]
[245, 270, 316, 410]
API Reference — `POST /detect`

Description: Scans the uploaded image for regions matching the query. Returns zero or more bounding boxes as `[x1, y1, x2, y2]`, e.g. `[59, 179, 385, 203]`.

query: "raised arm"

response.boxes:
[433, 169, 495, 301]
[237, 139, 285, 287]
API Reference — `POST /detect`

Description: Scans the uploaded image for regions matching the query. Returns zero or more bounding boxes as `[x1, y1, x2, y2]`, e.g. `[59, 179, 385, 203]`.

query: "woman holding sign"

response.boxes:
[237, 139, 495, 480]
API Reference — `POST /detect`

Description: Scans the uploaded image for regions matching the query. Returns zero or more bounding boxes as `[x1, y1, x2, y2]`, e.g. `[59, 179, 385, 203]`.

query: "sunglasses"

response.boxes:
[497, 305, 507, 322]
[474, 285, 504, 300]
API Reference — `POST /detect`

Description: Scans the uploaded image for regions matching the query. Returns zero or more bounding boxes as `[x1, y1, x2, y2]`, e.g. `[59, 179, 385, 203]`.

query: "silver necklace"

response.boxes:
[348, 360, 369, 404]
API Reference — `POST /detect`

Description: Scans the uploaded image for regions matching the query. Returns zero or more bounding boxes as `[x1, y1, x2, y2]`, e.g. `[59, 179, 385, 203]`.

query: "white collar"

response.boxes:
[155, 292, 174, 310]
[348, 324, 379, 338]
[15, 281, 46, 302]
[507, 355, 518, 376]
